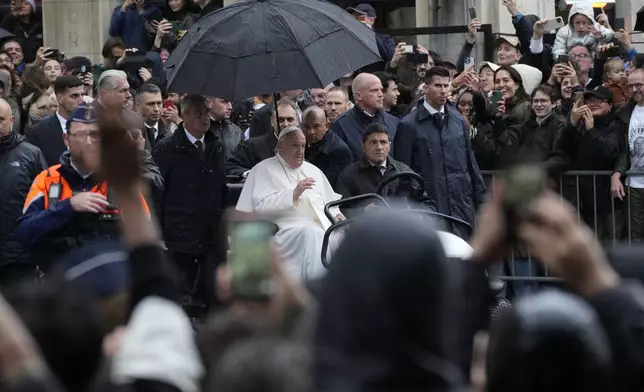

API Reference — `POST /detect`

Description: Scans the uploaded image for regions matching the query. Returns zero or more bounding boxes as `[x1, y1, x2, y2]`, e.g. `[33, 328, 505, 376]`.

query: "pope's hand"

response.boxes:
[293, 177, 316, 203]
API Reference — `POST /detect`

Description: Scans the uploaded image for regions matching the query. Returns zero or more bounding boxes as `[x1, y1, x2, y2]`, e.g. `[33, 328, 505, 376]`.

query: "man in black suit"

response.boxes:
[248, 89, 312, 138]
[153, 94, 227, 314]
[226, 98, 299, 177]
[134, 83, 170, 150]
[26, 76, 84, 166]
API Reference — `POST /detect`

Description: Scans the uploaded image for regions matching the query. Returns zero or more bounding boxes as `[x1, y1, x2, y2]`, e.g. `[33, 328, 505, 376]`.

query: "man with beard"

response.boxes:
[615, 68, 644, 242]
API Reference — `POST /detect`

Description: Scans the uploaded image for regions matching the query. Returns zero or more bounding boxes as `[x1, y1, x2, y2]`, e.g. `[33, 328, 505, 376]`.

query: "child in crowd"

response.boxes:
[552, 1, 614, 59]
[603, 57, 630, 106]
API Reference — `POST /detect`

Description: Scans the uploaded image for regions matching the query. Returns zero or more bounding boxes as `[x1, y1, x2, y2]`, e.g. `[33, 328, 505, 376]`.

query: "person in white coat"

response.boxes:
[236, 126, 345, 281]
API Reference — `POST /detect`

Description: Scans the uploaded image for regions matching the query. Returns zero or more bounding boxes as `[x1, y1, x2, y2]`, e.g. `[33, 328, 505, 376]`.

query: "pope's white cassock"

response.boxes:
[236, 154, 342, 281]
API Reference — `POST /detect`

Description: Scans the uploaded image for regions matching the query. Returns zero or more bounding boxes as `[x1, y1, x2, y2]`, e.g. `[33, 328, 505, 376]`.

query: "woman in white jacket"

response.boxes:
[552, 1, 614, 59]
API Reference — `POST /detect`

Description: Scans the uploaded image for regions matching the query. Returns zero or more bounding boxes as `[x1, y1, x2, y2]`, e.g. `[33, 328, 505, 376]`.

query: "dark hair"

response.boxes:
[362, 123, 390, 143]
[135, 83, 162, 102]
[101, 37, 126, 59]
[373, 71, 398, 92]
[211, 338, 313, 392]
[532, 84, 557, 102]
[423, 66, 451, 84]
[568, 43, 592, 56]
[441, 61, 457, 71]
[494, 65, 531, 102]
[428, 50, 442, 66]
[5, 281, 105, 392]
[54, 75, 83, 95]
[181, 94, 208, 114]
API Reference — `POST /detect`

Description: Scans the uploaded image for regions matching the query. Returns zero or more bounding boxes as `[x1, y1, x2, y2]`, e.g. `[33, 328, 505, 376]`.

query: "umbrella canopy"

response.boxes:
[637, 6, 644, 32]
[165, 0, 382, 101]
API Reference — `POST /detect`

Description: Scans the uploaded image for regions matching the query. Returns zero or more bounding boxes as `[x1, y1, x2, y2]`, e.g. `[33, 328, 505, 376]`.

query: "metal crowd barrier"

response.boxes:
[480, 170, 644, 288]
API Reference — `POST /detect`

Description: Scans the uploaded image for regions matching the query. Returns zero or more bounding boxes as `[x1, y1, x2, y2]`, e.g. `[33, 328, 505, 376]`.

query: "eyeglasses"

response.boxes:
[532, 99, 551, 105]
[70, 131, 100, 143]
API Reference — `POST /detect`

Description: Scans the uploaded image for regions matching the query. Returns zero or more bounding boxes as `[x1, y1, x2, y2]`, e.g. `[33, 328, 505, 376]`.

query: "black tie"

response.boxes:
[433, 112, 444, 130]
[146, 127, 156, 146]
[194, 140, 204, 157]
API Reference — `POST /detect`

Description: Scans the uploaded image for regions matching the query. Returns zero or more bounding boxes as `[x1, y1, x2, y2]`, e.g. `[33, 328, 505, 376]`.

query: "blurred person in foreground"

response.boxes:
[236, 126, 344, 281]
[16, 104, 151, 271]
[0, 97, 46, 287]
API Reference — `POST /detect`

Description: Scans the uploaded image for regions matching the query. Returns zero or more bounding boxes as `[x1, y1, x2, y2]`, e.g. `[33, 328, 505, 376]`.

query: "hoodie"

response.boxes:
[314, 211, 478, 392]
[552, 1, 614, 58]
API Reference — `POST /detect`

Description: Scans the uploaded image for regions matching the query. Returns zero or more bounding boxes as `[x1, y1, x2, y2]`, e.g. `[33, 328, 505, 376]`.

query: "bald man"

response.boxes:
[302, 106, 352, 187]
[0, 97, 46, 283]
[330, 72, 399, 162]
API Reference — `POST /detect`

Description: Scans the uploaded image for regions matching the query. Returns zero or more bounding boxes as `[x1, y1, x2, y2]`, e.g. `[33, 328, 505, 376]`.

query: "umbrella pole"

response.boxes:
[274, 92, 282, 135]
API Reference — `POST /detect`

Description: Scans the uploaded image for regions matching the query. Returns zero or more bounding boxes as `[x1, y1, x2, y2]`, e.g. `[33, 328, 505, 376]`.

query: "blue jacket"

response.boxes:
[330, 105, 399, 162]
[394, 102, 486, 239]
[109, 4, 159, 52]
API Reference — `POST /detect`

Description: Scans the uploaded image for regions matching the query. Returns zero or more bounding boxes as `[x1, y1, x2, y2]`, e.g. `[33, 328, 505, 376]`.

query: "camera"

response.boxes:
[405, 45, 429, 65]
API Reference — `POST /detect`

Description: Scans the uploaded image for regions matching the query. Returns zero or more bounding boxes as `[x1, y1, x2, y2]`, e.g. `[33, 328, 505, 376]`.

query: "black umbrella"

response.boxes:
[165, 0, 382, 101]
[636, 6, 644, 32]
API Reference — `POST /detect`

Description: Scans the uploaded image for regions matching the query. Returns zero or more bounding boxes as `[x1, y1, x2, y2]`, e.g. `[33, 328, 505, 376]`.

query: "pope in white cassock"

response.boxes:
[236, 126, 345, 281]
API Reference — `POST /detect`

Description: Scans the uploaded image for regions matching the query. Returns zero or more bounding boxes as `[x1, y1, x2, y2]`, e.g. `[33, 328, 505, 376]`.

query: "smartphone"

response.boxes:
[556, 54, 570, 64]
[163, 99, 174, 109]
[464, 56, 475, 70]
[615, 17, 625, 31]
[544, 16, 565, 32]
[228, 219, 275, 301]
[468, 7, 477, 20]
[503, 160, 547, 241]
[490, 90, 503, 112]
[574, 91, 584, 105]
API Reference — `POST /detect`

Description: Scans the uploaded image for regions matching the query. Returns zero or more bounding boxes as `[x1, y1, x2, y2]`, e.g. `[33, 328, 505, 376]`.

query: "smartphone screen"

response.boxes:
[468, 7, 476, 20]
[229, 220, 275, 301]
[574, 91, 584, 105]
[490, 90, 503, 112]
[615, 18, 625, 31]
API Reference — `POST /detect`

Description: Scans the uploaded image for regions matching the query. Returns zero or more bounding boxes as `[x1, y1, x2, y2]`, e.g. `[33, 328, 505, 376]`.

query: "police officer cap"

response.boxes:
[67, 104, 99, 128]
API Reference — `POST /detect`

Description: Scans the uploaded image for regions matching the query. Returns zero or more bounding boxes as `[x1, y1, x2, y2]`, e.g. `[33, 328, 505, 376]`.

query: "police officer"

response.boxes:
[16, 104, 150, 270]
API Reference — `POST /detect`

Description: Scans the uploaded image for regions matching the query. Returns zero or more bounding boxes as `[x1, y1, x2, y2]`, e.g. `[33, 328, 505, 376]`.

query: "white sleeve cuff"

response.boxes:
[529, 38, 544, 54]
[111, 297, 204, 392]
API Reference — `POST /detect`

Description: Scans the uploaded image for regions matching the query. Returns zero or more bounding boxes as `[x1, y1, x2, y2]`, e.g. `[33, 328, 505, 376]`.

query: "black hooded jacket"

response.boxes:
[314, 212, 488, 392]
[0, 133, 46, 266]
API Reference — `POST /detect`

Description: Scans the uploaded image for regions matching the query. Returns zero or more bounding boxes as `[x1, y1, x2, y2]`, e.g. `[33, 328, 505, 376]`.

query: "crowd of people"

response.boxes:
[2, 0, 644, 390]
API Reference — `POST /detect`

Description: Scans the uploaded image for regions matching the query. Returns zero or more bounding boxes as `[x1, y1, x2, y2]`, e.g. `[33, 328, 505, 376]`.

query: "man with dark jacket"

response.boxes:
[337, 123, 435, 213]
[227, 98, 299, 177]
[346, 3, 395, 74]
[134, 83, 171, 150]
[0, 98, 46, 286]
[208, 97, 243, 160]
[331, 73, 399, 162]
[302, 106, 351, 187]
[26, 76, 85, 166]
[152, 94, 227, 310]
[395, 67, 486, 239]
[109, 0, 160, 52]
[558, 86, 625, 239]
[248, 90, 311, 139]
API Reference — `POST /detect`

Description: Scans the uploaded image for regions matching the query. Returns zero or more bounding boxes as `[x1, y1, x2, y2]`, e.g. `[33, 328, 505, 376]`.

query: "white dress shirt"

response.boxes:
[184, 129, 205, 145]
[56, 111, 68, 134]
[423, 101, 445, 116]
